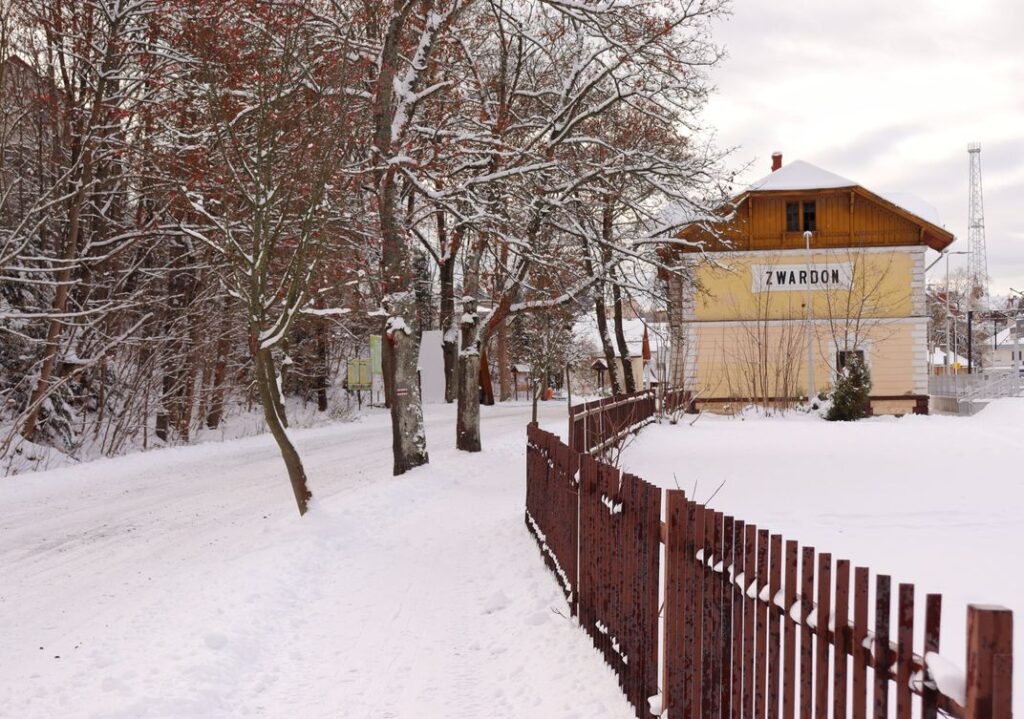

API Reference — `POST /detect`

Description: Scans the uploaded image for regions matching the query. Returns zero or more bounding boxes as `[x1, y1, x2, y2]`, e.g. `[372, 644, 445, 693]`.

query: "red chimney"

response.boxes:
[771, 152, 783, 172]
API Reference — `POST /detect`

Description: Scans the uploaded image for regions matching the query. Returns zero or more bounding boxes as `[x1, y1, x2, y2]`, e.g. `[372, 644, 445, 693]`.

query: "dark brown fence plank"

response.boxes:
[744, 524, 758, 719]
[703, 509, 717, 719]
[756, 529, 770, 719]
[800, 547, 815, 719]
[834, 560, 850, 719]
[922, 594, 941, 719]
[722, 516, 736, 719]
[852, 567, 869, 719]
[783, 540, 798, 719]
[873, 575, 891, 719]
[691, 504, 706, 718]
[710, 512, 725, 719]
[815, 554, 832, 719]
[896, 584, 914, 719]
[732, 520, 747, 719]
[663, 490, 688, 717]
[768, 534, 783, 719]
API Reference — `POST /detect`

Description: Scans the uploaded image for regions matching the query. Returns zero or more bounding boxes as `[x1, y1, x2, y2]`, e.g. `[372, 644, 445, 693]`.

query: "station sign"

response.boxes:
[751, 262, 853, 293]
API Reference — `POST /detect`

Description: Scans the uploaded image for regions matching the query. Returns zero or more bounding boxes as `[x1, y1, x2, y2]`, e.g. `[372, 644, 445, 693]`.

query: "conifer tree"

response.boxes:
[826, 356, 872, 421]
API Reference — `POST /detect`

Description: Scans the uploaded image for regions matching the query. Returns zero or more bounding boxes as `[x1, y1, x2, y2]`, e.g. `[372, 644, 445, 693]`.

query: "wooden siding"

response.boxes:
[676, 187, 951, 253]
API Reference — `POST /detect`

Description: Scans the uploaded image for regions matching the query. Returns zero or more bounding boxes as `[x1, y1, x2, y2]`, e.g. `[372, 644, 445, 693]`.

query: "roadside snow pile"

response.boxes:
[621, 398, 1024, 713]
[0, 401, 635, 719]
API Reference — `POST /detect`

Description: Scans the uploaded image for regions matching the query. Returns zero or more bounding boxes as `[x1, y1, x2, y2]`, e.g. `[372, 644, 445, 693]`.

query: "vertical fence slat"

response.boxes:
[756, 528, 770, 719]
[783, 540, 799, 719]
[834, 560, 850, 719]
[702, 509, 718, 719]
[873, 575, 891, 719]
[852, 567, 869, 719]
[896, 584, 914, 719]
[768, 534, 783, 719]
[690, 504, 706, 718]
[800, 547, 815, 719]
[732, 520, 747, 719]
[711, 512, 725, 719]
[722, 516, 736, 719]
[663, 490, 687, 718]
[965, 604, 1014, 719]
[922, 594, 941, 719]
[814, 554, 832, 719]
[716, 510, 724, 719]
[743, 524, 758, 719]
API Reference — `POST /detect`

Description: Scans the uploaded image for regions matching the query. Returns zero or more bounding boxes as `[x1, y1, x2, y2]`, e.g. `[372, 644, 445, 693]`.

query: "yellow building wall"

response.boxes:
[670, 246, 930, 412]
[686, 320, 928, 401]
[690, 247, 922, 322]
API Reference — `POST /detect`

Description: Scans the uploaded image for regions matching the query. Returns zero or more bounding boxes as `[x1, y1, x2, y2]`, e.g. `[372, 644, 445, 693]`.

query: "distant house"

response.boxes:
[579, 317, 667, 392]
[989, 323, 1024, 371]
[662, 153, 955, 415]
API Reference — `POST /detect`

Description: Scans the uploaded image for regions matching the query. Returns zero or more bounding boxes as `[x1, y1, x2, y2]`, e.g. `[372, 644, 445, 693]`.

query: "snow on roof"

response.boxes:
[879, 192, 943, 228]
[511, 363, 531, 373]
[746, 160, 946, 229]
[747, 160, 857, 192]
[994, 326, 1022, 348]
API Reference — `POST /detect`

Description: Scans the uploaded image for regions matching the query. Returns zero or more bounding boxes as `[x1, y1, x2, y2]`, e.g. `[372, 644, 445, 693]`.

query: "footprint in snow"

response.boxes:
[204, 633, 228, 651]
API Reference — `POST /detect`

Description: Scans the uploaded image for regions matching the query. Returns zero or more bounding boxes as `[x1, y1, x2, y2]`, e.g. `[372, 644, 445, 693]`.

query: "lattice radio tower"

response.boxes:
[967, 143, 989, 305]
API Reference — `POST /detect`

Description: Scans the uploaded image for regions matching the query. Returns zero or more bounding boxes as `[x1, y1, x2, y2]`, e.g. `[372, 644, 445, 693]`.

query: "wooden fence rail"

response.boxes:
[568, 389, 658, 456]
[525, 423, 1013, 719]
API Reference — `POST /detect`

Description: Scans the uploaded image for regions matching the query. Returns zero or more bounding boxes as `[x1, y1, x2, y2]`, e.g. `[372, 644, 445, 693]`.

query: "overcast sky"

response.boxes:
[702, 0, 1024, 298]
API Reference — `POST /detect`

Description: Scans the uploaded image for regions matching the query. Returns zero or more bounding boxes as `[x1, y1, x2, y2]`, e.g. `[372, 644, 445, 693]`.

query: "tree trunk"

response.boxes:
[316, 313, 329, 412]
[612, 280, 636, 394]
[439, 241, 458, 404]
[497, 319, 511, 401]
[383, 294, 429, 472]
[479, 345, 495, 406]
[21, 148, 93, 441]
[456, 297, 481, 452]
[254, 347, 312, 516]
[595, 294, 622, 395]
[206, 308, 230, 429]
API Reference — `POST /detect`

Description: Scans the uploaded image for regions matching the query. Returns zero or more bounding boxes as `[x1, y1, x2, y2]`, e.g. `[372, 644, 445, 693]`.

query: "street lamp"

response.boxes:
[803, 230, 815, 399]
[942, 251, 970, 376]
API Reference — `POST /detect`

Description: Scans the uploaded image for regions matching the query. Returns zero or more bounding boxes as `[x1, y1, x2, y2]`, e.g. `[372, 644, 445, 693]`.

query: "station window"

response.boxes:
[803, 201, 816, 232]
[786, 200, 817, 232]
[786, 202, 800, 232]
[836, 349, 865, 374]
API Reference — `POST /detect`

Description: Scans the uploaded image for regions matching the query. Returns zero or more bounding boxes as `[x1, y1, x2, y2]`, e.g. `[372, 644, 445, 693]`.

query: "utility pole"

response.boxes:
[804, 231, 816, 398]
[967, 310, 974, 374]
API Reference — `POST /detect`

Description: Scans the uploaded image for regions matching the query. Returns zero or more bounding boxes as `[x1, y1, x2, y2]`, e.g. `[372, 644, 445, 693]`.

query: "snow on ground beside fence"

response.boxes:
[620, 397, 1024, 714]
[0, 401, 634, 719]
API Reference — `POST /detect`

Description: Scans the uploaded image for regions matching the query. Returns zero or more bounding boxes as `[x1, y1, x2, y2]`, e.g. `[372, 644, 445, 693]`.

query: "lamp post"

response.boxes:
[943, 250, 970, 376]
[803, 230, 815, 399]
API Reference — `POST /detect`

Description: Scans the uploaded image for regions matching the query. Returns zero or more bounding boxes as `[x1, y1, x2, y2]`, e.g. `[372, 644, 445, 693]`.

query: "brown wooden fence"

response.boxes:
[568, 389, 658, 455]
[525, 423, 1013, 719]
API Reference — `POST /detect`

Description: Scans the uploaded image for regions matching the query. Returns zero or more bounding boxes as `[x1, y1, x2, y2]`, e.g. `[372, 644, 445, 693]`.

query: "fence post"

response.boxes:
[965, 605, 1013, 719]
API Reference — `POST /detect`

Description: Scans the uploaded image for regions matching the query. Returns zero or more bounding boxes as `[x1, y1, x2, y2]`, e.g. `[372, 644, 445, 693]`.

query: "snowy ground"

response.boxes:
[1, 401, 635, 719]
[5, 398, 1022, 718]
[619, 399, 1024, 711]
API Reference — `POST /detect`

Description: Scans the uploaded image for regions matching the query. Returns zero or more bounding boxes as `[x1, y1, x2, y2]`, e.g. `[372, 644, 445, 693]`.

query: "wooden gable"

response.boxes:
[670, 185, 954, 254]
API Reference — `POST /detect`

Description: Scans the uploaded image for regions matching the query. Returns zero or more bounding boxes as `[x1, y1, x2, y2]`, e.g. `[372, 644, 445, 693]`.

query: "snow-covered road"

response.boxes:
[1, 402, 634, 719]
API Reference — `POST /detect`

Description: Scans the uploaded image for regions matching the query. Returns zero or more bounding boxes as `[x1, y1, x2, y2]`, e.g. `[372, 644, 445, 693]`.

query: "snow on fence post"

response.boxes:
[965, 605, 1013, 719]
